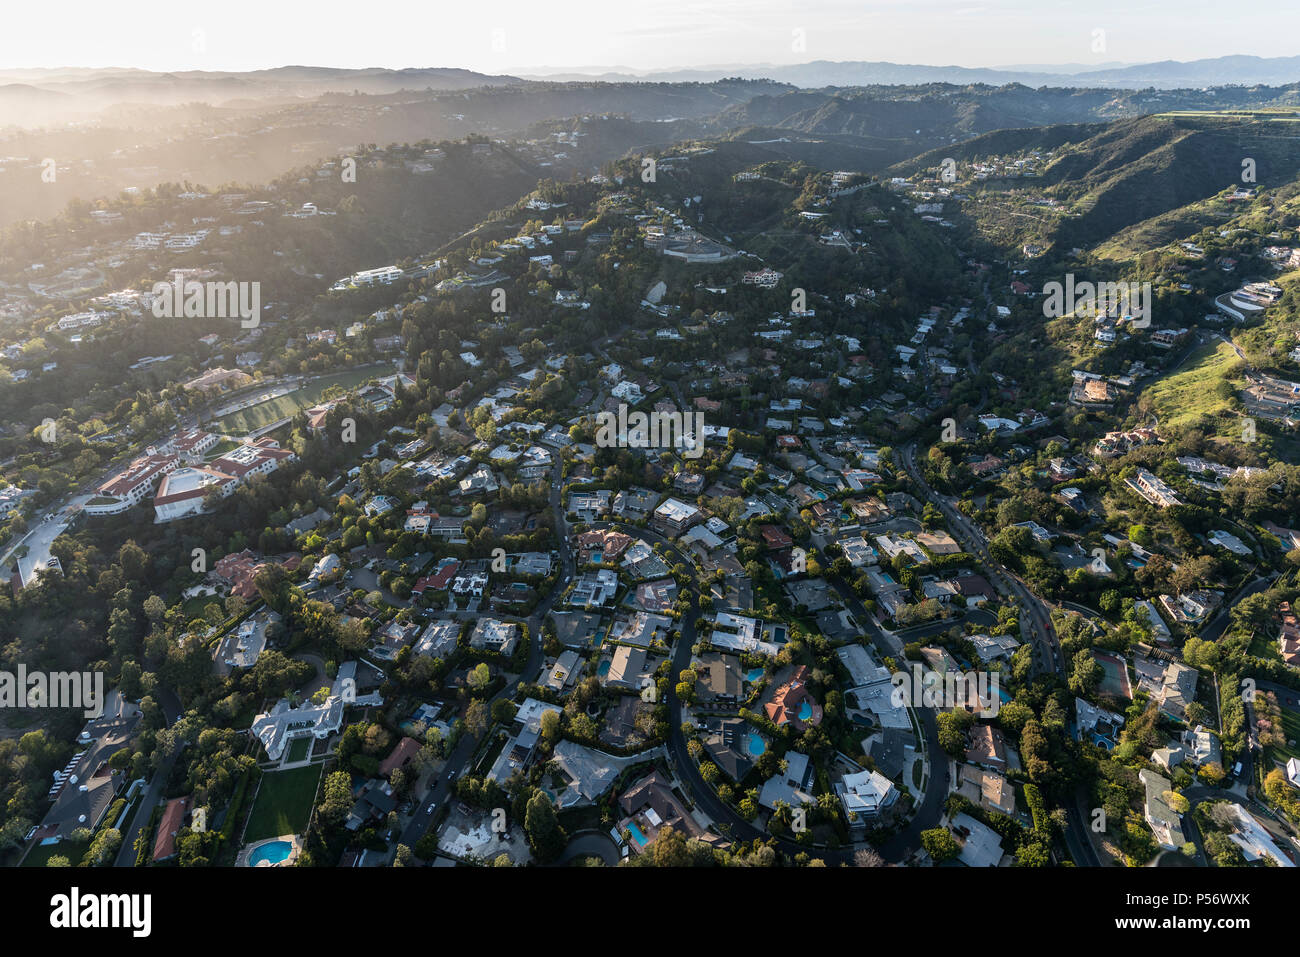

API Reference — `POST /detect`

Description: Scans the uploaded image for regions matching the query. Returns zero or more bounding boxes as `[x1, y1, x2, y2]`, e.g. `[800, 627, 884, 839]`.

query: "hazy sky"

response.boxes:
[3, 0, 1297, 74]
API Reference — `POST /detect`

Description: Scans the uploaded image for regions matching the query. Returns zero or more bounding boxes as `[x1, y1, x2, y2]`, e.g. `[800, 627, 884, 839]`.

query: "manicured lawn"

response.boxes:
[1260, 701, 1300, 780]
[215, 368, 385, 434]
[180, 595, 222, 621]
[287, 737, 311, 763]
[1276, 706, 1300, 762]
[473, 732, 508, 777]
[22, 839, 88, 868]
[243, 765, 323, 843]
[1247, 628, 1282, 661]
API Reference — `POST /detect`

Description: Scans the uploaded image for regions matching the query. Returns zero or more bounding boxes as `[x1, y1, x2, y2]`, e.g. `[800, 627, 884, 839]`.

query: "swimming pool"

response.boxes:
[745, 732, 767, 757]
[798, 701, 813, 722]
[626, 822, 648, 846]
[745, 668, 764, 683]
[597, 660, 610, 677]
[247, 840, 292, 866]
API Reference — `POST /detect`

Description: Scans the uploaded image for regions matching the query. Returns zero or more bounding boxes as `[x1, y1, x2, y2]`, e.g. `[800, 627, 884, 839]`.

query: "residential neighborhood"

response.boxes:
[2, 13, 1300, 930]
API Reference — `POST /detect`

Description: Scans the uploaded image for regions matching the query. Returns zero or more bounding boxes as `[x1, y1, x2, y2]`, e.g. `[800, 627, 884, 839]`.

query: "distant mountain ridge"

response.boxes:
[522, 54, 1300, 90]
[0, 65, 523, 92]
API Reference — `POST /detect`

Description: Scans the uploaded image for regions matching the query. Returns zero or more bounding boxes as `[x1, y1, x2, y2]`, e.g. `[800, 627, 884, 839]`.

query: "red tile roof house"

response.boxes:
[760, 525, 794, 550]
[153, 796, 190, 862]
[1279, 601, 1300, 667]
[809, 500, 839, 527]
[965, 724, 1008, 771]
[212, 551, 303, 601]
[413, 560, 460, 595]
[968, 455, 1005, 478]
[305, 399, 343, 433]
[763, 665, 824, 731]
[213, 549, 264, 601]
[575, 529, 634, 564]
[953, 573, 996, 603]
[378, 737, 421, 778]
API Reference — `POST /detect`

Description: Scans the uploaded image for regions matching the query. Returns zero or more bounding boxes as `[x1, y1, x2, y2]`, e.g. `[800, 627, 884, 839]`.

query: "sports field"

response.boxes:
[215, 367, 387, 434]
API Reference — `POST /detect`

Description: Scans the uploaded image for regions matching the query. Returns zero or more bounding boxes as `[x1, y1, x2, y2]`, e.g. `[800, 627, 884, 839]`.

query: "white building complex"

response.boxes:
[331, 265, 404, 291]
[86, 453, 180, 515]
[153, 467, 238, 522]
[251, 662, 380, 761]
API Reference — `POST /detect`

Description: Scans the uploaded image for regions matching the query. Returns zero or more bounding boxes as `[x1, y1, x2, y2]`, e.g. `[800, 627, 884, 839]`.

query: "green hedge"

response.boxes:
[221, 767, 255, 844]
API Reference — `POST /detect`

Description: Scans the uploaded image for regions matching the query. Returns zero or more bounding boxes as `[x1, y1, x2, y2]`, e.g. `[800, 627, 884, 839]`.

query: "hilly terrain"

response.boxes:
[891, 114, 1300, 263]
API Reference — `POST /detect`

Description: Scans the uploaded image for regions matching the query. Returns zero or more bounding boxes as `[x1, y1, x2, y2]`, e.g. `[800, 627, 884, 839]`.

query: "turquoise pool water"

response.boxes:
[745, 668, 764, 683]
[627, 822, 648, 846]
[248, 840, 292, 866]
[798, 701, 813, 721]
[745, 733, 767, 757]
[597, 660, 610, 677]
[591, 551, 603, 563]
